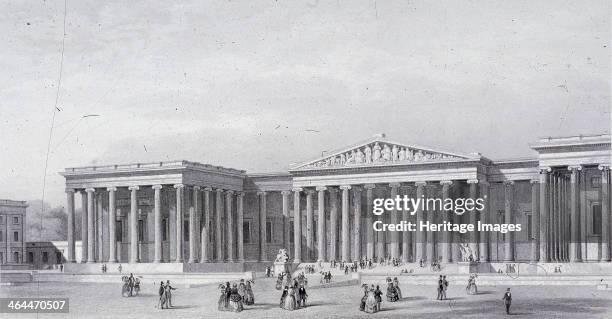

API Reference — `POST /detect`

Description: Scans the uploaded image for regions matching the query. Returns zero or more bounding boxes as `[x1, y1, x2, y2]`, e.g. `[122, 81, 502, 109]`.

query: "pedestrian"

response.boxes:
[437, 275, 443, 300]
[158, 282, 167, 309]
[502, 288, 512, 314]
[442, 276, 449, 300]
[165, 280, 177, 307]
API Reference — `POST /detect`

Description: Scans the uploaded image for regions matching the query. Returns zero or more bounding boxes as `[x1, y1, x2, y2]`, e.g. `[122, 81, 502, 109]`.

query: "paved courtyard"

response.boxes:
[2, 277, 612, 319]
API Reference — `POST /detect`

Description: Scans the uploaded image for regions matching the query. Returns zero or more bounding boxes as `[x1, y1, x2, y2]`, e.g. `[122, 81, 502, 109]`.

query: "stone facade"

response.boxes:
[59, 134, 611, 264]
[0, 199, 27, 263]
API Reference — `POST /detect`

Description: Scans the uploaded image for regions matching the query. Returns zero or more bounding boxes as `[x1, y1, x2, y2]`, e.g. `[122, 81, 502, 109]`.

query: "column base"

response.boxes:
[188, 259, 199, 263]
[107, 260, 118, 263]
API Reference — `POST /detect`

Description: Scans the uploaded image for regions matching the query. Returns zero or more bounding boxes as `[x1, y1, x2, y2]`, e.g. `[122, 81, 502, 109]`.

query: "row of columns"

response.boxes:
[65, 185, 245, 263]
[536, 165, 611, 263]
[285, 180, 492, 263]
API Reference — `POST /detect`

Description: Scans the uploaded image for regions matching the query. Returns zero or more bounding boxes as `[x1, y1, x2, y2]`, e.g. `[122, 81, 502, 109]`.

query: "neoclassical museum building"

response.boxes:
[60, 133, 611, 269]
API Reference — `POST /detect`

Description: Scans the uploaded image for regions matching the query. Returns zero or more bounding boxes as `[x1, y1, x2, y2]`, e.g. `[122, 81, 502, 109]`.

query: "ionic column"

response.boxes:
[479, 181, 490, 262]
[468, 179, 479, 260]
[107, 187, 117, 263]
[226, 190, 234, 262]
[66, 189, 76, 263]
[293, 188, 302, 263]
[553, 174, 559, 261]
[215, 188, 223, 262]
[80, 190, 88, 263]
[174, 184, 184, 263]
[580, 168, 587, 261]
[503, 181, 514, 262]
[328, 188, 338, 262]
[340, 185, 351, 262]
[401, 185, 412, 263]
[365, 184, 376, 260]
[440, 181, 452, 263]
[415, 182, 426, 263]
[237, 192, 245, 261]
[305, 190, 314, 261]
[86, 188, 95, 263]
[530, 180, 539, 263]
[152, 185, 162, 263]
[600, 165, 610, 261]
[96, 192, 103, 262]
[316, 187, 327, 262]
[353, 186, 362, 261]
[188, 186, 200, 263]
[258, 191, 267, 261]
[281, 191, 291, 252]
[539, 167, 550, 262]
[128, 186, 139, 263]
[426, 183, 435, 263]
[200, 187, 212, 263]
[389, 183, 400, 260]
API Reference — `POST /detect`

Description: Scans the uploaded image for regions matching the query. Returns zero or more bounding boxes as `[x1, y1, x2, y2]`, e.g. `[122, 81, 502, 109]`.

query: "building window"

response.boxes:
[13, 216, 19, 225]
[525, 213, 532, 240]
[116, 221, 123, 242]
[13, 252, 19, 263]
[243, 222, 250, 243]
[592, 203, 602, 235]
[184, 221, 189, 242]
[289, 221, 294, 243]
[56, 252, 63, 264]
[28, 252, 34, 263]
[13, 231, 19, 242]
[42, 251, 48, 263]
[266, 221, 273, 243]
[162, 219, 168, 241]
[138, 220, 145, 242]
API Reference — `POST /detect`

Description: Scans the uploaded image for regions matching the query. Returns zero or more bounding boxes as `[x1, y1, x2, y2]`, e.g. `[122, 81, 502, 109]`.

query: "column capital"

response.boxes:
[257, 191, 267, 196]
[106, 186, 117, 192]
[339, 185, 351, 190]
[467, 179, 479, 184]
[151, 185, 163, 190]
[503, 180, 515, 186]
[85, 188, 96, 193]
[215, 188, 224, 193]
[226, 190, 235, 195]
[173, 184, 185, 189]
[292, 187, 303, 192]
[530, 179, 539, 184]
[568, 165, 583, 171]
[440, 180, 453, 186]
[128, 185, 140, 191]
[389, 182, 401, 188]
[66, 189, 77, 194]
[193, 185, 201, 191]
[598, 164, 610, 171]
[539, 166, 552, 173]
[281, 190, 292, 196]
[305, 189, 316, 195]
[415, 181, 427, 187]
[236, 191, 245, 197]
[315, 186, 327, 192]
[364, 183, 376, 190]
[203, 187, 213, 192]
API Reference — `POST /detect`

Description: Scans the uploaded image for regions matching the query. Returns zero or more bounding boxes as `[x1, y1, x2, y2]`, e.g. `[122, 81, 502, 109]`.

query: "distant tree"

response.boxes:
[26, 200, 81, 241]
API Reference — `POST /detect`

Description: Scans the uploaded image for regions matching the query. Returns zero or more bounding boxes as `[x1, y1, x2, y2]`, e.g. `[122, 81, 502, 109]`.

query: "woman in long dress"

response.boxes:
[238, 280, 247, 300]
[228, 283, 244, 312]
[283, 287, 297, 311]
[244, 280, 255, 305]
[393, 277, 403, 300]
[218, 284, 229, 311]
[386, 282, 399, 302]
[364, 285, 378, 313]
[359, 286, 368, 311]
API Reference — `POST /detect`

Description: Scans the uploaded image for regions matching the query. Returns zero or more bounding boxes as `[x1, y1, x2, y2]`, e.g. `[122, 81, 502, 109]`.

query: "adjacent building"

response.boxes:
[0, 199, 27, 264]
[59, 133, 611, 265]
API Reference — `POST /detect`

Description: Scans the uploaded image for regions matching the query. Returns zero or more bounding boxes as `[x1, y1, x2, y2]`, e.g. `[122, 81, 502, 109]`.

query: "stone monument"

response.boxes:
[273, 249, 291, 276]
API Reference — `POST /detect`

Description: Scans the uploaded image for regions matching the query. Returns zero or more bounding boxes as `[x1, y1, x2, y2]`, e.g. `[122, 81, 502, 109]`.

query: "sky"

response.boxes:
[0, 0, 609, 209]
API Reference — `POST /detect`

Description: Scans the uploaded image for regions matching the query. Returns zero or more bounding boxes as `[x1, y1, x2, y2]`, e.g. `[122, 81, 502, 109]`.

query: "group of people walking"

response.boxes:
[157, 280, 177, 309]
[358, 277, 402, 313]
[279, 281, 308, 311]
[218, 279, 255, 313]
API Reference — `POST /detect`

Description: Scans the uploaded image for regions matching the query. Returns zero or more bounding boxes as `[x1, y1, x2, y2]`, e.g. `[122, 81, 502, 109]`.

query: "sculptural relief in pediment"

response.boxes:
[296, 141, 467, 170]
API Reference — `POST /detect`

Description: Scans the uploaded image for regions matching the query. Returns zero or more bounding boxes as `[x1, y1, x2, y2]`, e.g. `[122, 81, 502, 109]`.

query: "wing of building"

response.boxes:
[56, 133, 611, 268]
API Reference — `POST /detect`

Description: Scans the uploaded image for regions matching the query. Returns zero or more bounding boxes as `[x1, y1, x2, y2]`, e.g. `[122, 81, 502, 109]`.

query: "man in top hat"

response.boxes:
[502, 288, 512, 314]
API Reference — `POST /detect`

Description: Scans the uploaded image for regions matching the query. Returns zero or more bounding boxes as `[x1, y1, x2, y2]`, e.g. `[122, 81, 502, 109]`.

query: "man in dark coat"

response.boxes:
[502, 288, 512, 314]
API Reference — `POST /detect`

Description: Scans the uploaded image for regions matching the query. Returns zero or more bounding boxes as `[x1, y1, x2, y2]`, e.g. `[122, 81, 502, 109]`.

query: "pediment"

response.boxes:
[291, 135, 478, 171]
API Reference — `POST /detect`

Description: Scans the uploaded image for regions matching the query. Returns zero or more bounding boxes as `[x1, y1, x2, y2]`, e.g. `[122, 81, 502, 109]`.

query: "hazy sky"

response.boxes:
[0, 0, 609, 208]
